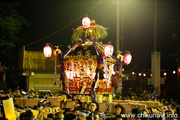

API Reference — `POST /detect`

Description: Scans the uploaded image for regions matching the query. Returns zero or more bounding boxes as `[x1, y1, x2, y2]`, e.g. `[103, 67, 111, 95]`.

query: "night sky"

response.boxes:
[19, 0, 180, 72]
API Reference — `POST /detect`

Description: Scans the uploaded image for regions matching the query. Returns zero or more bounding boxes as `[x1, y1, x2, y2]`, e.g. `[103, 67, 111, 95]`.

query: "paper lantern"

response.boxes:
[82, 17, 90, 28]
[43, 45, 53, 58]
[124, 53, 132, 65]
[3, 98, 16, 120]
[104, 45, 114, 57]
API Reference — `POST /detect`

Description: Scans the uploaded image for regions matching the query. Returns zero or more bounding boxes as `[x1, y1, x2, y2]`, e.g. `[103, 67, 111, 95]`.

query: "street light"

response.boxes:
[164, 72, 167, 77]
[164, 72, 167, 79]
[143, 73, 146, 77]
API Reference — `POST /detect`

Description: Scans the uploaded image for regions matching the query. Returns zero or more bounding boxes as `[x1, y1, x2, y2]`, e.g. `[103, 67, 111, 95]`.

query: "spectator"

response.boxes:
[64, 112, 76, 120]
[131, 108, 141, 120]
[73, 108, 81, 119]
[55, 112, 64, 120]
[89, 101, 99, 113]
[19, 112, 25, 120]
[114, 115, 123, 120]
[74, 99, 82, 109]
[94, 111, 100, 120]
[47, 113, 54, 119]
[77, 111, 88, 120]
[24, 110, 33, 120]
[113, 104, 125, 117]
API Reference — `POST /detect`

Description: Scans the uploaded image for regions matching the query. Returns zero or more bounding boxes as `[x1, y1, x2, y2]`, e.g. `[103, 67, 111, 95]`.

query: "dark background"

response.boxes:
[18, 0, 180, 72]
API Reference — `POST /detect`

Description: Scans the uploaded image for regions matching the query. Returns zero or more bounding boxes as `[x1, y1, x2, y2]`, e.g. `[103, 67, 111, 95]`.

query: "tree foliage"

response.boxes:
[0, 0, 29, 65]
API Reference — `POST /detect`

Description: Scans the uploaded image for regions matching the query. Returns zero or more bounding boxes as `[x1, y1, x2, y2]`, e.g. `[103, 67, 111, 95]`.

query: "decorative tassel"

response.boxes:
[103, 57, 108, 83]
[54, 55, 57, 85]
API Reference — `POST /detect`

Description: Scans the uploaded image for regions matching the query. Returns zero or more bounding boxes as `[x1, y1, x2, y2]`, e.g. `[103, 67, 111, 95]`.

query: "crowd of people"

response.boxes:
[0, 87, 180, 120]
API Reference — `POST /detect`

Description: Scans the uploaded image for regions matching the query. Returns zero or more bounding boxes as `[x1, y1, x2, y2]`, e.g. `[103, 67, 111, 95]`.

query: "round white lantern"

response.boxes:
[104, 45, 114, 57]
[82, 17, 90, 28]
[43, 45, 53, 58]
[124, 53, 132, 65]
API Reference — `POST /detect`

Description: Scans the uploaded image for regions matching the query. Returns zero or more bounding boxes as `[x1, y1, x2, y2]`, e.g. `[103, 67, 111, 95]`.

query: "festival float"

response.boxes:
[43, 17, 132, 102]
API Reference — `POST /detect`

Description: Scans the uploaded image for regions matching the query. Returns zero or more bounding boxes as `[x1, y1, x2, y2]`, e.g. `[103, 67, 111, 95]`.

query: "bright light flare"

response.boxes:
[143, 73, 146, 77]
[164, 72, 167, 76]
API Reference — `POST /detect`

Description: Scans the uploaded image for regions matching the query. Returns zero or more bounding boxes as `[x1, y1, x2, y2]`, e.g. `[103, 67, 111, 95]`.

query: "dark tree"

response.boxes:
[0, 0, 29, 65]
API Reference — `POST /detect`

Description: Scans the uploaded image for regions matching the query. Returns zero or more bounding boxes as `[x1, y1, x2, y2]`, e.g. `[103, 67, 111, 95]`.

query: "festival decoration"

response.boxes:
[103, 57, 108, 83]
[66, 71, 76, 80]
[82, 17, 90, 28]
[71, 17, 108, 43]
[43, 16, 132, 101]
[104, 44, 114, 57]
[43, 45, 53, 58]
[43, 44, 62, 86]
[124, 52, 132, 65]
[54, 46, 61, 55]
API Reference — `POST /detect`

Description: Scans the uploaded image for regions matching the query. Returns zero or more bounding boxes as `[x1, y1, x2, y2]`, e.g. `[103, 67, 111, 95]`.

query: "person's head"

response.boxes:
[171, 102, 177, 110]
[89, 101, 99, 112]
[55, 112, 64, 119]
[115, 115, 123, 120]
[81, 107, 87, 113]
[73, 108, 81, 116]
[176, 105, 180, 115]
[94, 111, 100, 120]
[114, 104, 124, 115]
[165, 110, 174, 120]
[53, 118, 61, 120]
[63, 108, 72, 115]
[131, 108, 141, 119]
[25, 106, 33, 110]
[77, 112, 87, 120]
[24, 110, 33, 120]
[42, 100, 51, 107]
[47, 113, 54, 119]
[19, 112, 25, 120]
[74, 99, 82, 108]
[32, 105, 38, 110]
[64, 112, 76, 120]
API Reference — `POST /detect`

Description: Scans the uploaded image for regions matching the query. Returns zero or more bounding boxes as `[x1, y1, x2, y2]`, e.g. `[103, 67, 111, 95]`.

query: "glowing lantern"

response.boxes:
[104, 45, 114, 57]
[43, 45, 53, 58]
[124, 53, 132, 65]
[82, 17, 90, 28]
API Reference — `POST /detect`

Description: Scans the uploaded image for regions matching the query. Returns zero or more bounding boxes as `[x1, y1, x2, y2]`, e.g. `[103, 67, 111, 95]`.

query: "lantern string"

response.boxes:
[25, 0, 103, 47]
